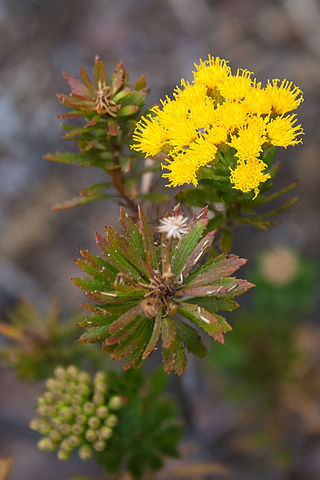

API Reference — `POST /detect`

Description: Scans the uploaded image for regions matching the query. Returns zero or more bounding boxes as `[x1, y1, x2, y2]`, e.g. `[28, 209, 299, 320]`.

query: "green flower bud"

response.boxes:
[96, 406, 109, 418]
[60, 438, 71, 451]
[37, 396, 46, 407]
[77, 384, 90, 397]
[94, 372, 106, 384]
[54, 367, 67, 380]
[108, 396, 123, 410]
[106, 414, 118, 427]
[72, 424, 84, 436]
[65, 382, 77, 395]
[98, 426, 112, 440]
[85, 429, 97, 443]
[38, 437, 55, 452]
[59, 407, 73, 421]
[45, 378, 57, 391]
[92, 393, 104, 405]
[66, 365, 78, 379]
[49, 430, 63, 442]
[93, 440, 106, 452]
[78, 445, 92, 461]
[72, 394, 83, 405]
[58, 423, 71, 435]
[88, 416, 100, 430]
[76, 414, 87, 425]
[71, 404, 81, 416]
[68, 435, 81, 447]
[78, 372, 90, 384]
[29, 419, 41, 431]
[57, 448, 71, 461]
[83, 402, 95, 415]
[43, 392, 54, 403]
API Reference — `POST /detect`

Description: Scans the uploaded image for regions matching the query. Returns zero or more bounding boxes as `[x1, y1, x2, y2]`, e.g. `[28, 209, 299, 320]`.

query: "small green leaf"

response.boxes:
[220, 228, 233, 253]
[174, 320, 207, 358]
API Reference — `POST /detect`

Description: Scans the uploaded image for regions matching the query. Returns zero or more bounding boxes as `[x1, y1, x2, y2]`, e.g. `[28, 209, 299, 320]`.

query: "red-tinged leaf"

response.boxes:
[119, 208, 145, 261]
[177, 303, 225, 343]
[109, 304, 142, 333]
[182, 231, 216, 276]
[107, 118, 119, 136]
[56, 112, 84, 119]
[80, 183, 110, 197]
[111, 60, 125, 94]
[62, 72, 92, 97]
[117, 105, 139, 117]
[174, 346, 188, 376]
[106, 227, 150, 280]
[135, 74, 147, 90]
[142, 316, 161, 359]
[80, 66, 96, 92]
[172, 222, 207, 275]
[138, 206, 157, 268]
[162, 341, 178, 374]
[80, 249, 117, 279]
[78, 325, 110, 343]
[85, 116, 100, 128]
[190, 206, 209, 229]
[57, 94, 93, 111]
[52, 193, 108, 210]
[110, 318, 147, 360]
[161, 317, 176, 349]
[185, 258, 247, 288]
[177, 285, 228, 297]
[122, 323, 154, 370]
[94, 55, 107, 86]
[105, 320, 138, 345]
[174, 320, 207, 358]
[221, 279, 255, 298]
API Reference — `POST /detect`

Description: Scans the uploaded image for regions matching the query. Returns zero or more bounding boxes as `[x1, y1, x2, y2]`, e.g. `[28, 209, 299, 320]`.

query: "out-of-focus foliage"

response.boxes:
[206, 248, 319, 475]
[0, 300, 101, 380]
[73, 205, 253, 375]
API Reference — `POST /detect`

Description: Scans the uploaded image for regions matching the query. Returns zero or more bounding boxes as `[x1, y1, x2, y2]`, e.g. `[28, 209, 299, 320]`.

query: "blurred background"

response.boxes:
[0, 0, 319, 479]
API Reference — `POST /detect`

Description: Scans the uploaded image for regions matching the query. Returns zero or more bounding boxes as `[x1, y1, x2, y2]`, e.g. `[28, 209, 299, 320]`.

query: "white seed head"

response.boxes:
[157, 214, 189, 239]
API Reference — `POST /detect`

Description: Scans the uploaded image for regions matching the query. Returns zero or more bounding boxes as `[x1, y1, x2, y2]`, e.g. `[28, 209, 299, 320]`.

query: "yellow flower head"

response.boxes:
[230, 159, 271, 197]
[162, 135, 218, 187]
[266, 114, 304, 148]
[193, 55, 230, 99]
[243, 81, 273, 115]
[265, 79, 304, 115]
[228, 115, 267, 161]
[132, 114, 168, 157]
[131, 54, 304, 196]
[214, 101, 248, 132]
[219, 69, 253, 102]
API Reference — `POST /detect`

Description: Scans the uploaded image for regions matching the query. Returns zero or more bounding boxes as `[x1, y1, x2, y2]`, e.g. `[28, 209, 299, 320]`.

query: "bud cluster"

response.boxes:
[30, 366, 123, 461]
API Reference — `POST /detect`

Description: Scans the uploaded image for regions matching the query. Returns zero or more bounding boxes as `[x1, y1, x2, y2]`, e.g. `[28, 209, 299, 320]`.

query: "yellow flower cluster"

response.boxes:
[131, 55, 304, 197]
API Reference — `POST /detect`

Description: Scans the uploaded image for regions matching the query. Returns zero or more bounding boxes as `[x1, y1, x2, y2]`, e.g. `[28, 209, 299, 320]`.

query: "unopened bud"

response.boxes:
[59, 407, 73, 422]
[93, 393, 104, 405]
[109, 396, 123, 410]
[57, 448, 71, 461]
[76, 414, 87, 425]
[78, 372, 90, 384]
[85, 429, 97, 443]
[45, 378, 56, 391]
[88, 416, 100, 429]
[66, 365, 78, 379]
[96, 406, 108, 418]
[106, 414, 118, 427]
[79, 445, 92, 461]
[83, 402, 95, 415]
[72, 424, 84, 436]
[93, 440, 106, 452]
[98, 426, 112, 440]
[54, 367, 67, 380]
[38, 437, 54, 452]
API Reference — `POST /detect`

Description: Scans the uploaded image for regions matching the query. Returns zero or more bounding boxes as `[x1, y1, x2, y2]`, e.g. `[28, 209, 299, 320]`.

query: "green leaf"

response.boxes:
[78, 325, 110, 343]
[220, 228, 233, 253]
[172, 222, 205, 275]
[94, 56, 107, 85]
[161, 317, 176, 349]
[80, 183, 110, 197]
[53, 193, 111, 210]
[174, 320, 207, 358]
[142, 316, 161, 360]
[138, 206, 157, 269]
[139, 192, 171, 202]
[177, 303, 225, 343]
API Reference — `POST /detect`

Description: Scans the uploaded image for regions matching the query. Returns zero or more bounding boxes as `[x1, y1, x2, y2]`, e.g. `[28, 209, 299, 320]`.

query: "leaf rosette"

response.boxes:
[73, 205, 254, 375]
